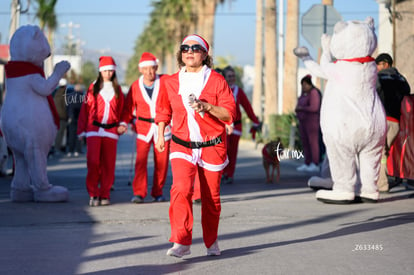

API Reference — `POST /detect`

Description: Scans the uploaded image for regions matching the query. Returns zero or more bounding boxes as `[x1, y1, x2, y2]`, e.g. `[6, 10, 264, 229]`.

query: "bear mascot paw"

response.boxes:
[293, 17, 386, 204]
[1, 25, 71, 202]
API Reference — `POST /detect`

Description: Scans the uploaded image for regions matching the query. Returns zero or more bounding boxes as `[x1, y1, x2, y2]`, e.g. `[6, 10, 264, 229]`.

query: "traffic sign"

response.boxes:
[302, 4, 342, 49]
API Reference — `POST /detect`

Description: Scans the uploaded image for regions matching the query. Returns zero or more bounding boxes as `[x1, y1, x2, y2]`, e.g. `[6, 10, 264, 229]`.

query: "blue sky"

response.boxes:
[0, 0, 380, 66]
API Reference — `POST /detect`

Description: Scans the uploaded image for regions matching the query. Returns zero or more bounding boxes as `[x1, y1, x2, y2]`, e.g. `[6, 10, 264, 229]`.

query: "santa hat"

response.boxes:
[182, 34, 209, 52]
[139, 52, 159, 68]
[99, 56, 116, 72]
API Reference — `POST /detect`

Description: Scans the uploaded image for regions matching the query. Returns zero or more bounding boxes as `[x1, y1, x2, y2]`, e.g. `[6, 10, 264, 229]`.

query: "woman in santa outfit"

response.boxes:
[221, 65, 261, 184]
[77, 56, 125, 206]
[119, 52, 171, 203]
[155, 34, 236, 258]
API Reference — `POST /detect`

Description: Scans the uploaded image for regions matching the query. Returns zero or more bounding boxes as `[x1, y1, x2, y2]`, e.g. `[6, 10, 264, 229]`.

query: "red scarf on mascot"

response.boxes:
[5, 61, 60, 129]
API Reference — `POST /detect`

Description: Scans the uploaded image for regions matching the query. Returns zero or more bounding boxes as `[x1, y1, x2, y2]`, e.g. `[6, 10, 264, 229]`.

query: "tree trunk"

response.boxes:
[165, 52, 175, 74]
[282, 0, 299, 113]
[195, 0, 217, 57]
[264, 0, 278, 125]
[253, 0, 264, 120]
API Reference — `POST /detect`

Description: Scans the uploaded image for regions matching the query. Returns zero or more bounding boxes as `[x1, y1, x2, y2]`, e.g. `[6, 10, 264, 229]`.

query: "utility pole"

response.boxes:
[9, 0, 30, 42]
[253, 0, 264, 121]
[322, 0, 333, 5]
[317, 0, 333, 91]
[391, 0, 396, 65]
[61, 21, 80, 56]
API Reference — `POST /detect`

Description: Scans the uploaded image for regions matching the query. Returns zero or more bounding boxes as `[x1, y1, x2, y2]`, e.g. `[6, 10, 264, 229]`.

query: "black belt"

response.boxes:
[234, 120, 242, 125]
[138, 116, 155, 123]
[172, 135, 222, 149]
[92, 121, 118, 129]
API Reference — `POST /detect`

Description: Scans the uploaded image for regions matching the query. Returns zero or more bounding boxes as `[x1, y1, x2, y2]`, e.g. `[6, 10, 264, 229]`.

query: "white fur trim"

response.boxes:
[170, 152, 229, 172]
[85, 131, 119, 140]
[182, 35, 208, 52]
[99, 65, 116, 72]
[198, 158, 229, 172]
[139, 60, 158, 67]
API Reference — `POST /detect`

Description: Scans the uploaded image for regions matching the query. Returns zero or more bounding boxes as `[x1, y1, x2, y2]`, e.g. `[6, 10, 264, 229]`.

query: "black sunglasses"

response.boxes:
[180, 44, 205, 54]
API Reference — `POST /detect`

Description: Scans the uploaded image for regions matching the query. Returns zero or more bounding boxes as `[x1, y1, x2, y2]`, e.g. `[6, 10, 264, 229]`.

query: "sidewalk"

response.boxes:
[0, 133, 413, 275]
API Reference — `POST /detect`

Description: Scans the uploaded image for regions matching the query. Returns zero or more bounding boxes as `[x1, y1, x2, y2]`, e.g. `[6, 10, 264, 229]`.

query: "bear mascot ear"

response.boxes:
[365, 16, 375, 30]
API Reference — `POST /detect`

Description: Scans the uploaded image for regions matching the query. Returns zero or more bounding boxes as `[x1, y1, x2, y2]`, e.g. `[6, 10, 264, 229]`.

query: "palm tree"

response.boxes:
[34, 0, 58, 76]
[126, 0, 229, 83]
[192, 0, 225, 56]
[282, 0, 299, 113]
[253, 0, 264, 120]
[125, 0, 194, 83]
[264, 0, 278, 126]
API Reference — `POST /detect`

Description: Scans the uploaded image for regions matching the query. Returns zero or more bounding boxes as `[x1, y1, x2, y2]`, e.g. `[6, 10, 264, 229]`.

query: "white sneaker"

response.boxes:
[296, 164, 309, 171]
[207, 240, 221, 256]
[305, 163, 319, 172]
[100, 198, 111, 206]
[89, 197, 99, 207]
[357, 192, 379, 203]
[316, 190, 355, 204]
[166, 243, 191, 258]
[308, 176, 334, 190]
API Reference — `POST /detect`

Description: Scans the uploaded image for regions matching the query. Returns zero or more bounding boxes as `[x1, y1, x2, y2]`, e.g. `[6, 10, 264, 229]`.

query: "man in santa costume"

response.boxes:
[77, 56, 125, 206]
[120, 52, 171, 203]
[155, 34, 236, 258]
[221, 65, 261, 184]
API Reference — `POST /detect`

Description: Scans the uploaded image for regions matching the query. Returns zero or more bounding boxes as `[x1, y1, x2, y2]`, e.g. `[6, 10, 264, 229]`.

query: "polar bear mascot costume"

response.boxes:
[294, 17, 386, 204]
[1, 25, 70, 202]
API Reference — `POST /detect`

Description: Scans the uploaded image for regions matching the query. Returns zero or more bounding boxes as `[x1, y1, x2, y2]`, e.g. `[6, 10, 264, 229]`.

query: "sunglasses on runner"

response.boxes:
[180, 44, 205, 54]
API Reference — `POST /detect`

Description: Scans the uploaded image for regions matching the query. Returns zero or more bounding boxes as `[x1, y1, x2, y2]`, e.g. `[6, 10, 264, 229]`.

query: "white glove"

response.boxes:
[293, 47, 311, 61]
[54, 61, 71, 77]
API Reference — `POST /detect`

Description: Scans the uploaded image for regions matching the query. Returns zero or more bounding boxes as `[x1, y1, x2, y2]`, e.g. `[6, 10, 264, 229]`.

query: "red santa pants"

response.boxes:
[86, 136, 117, 199]
[192, 170, 201, 201]
[223, 134, 241, 178]
[132, 138, 170, 198]
[169, 158, 222, 248]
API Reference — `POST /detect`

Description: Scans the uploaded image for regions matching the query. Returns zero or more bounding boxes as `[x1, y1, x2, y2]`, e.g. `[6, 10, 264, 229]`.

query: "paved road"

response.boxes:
[0, 132, 413, 275]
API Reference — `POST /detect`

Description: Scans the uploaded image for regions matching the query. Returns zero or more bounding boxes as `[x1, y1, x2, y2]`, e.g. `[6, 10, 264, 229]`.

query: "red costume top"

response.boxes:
[121, 75, 171, 142]
[230, 85, 260, 136]
[77, 82, 124, 140]
[156, 66, 236, 171]
[387, 95, 414, 180]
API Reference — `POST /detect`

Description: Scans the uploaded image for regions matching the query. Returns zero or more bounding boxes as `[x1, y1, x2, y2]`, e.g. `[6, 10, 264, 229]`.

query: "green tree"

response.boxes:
[35, 0, 57, 40]
[81, 61, 98, 88]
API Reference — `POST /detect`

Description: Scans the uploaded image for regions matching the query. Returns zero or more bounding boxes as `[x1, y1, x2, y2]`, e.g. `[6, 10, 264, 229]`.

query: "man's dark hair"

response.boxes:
[375, 53, 393, 66]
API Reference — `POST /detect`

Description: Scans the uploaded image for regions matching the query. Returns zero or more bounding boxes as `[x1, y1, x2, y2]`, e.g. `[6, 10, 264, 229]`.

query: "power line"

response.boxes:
[0, 10, 383, 17]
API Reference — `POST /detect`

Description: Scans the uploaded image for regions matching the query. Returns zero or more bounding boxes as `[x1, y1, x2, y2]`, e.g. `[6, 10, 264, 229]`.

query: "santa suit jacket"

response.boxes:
[230, 85, 260, 136]
[156, 67, 236, 171]
[77, 82, 124, 140]
[121, 75, 171, 143]
[387, 95, 414, 180]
